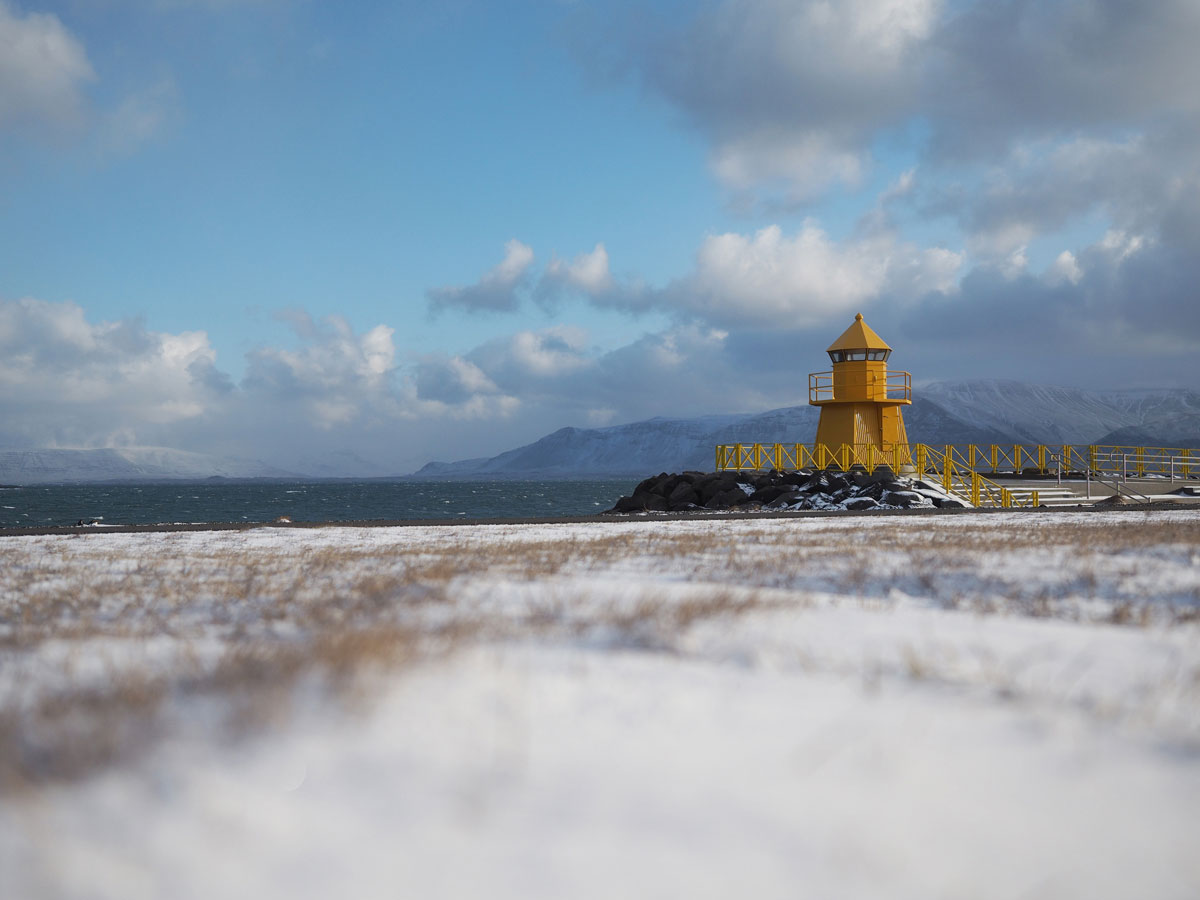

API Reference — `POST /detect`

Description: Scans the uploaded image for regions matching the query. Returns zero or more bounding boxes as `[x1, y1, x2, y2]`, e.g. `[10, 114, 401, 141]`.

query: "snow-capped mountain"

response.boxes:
[412, 381, 1200, 478]
[921, 381, 1200, 446]
[0, 448, 296, 484]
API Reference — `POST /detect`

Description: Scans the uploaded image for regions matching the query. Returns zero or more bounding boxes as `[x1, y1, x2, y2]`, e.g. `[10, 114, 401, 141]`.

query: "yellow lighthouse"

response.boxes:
[809, 313, 911, 452]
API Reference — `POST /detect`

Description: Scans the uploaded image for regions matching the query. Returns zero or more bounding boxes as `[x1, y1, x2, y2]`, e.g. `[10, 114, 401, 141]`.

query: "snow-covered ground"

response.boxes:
[2, 510, 1199, 899]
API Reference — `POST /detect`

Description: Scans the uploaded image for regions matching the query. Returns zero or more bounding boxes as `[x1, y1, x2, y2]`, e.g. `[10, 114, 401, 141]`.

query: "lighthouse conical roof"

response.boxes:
[827, 313, 891, 352]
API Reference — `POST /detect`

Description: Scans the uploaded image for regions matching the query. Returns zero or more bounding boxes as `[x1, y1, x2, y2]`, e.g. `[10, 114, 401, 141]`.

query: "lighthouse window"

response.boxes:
[829, 351, 845, 363]
[846, 350, 868, 361]
[867, 350, 890, 361]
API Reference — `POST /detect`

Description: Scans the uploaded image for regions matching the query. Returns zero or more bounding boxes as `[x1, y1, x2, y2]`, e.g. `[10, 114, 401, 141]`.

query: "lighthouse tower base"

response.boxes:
[814, 402, 909, 450]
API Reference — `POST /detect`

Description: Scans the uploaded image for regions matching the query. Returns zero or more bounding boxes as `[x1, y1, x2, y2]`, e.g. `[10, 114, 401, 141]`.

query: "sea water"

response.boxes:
[0, 480, 640, 528]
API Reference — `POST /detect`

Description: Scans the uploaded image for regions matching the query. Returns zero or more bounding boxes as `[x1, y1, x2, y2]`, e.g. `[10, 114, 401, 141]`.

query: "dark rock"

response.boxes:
[932, 496, 968, 509]
[698, 473, 743, 503]
[766, 491, 805, 508]
[780, 471, 813, 488]
[668, 482, 700, 506]
[652, 475, 685, 498]
[860, 482, 888, 500]
[633, 473, 670, 496]
[749, 484, 792, 504]
[706, 487, 749, 509]
[881, 490, 926, 508]
[844, 497, 879, 511]
[609, 495, 641, 513]
[637, 492, 670, 512]
[817, 472, 850, 493]
[609, 490, 671, 512]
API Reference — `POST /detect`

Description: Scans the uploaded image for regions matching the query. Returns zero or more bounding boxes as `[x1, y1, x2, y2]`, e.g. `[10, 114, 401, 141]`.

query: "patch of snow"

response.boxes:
[2, 511, 1199, 898]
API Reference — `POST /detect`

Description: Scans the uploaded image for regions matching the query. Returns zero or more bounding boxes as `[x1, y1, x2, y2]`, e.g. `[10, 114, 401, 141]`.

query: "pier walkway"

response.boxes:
[714, 443, 1200, 509]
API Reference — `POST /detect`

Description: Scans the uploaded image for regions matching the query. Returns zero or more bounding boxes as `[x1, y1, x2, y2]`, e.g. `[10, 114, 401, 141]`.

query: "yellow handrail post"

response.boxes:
[1137, 447, 1145, 477]
[1037, 445, 1046, 473]
[989, 444, 998, 473]
[1089, 445, 1097, 474]
[1014, 445, 1023, 474]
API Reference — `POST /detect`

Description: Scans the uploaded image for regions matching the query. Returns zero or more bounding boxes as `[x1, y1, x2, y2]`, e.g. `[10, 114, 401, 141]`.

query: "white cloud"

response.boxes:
[0, 1, 93, 133]
[427, 239, 535, 314]
[605, 0, 938, 203]
[244, 314, 399, 427]
[667, 223, 961, 328]
[465, 326, 593, 395]
[710, 131, 868, 203]
[596, 0, 1200, 212]
[1097, 229, 1147, 264]
[1046, 250, 1082, 286]
[544, 244, 614, 295]
[414, 356, 500, 404]
[0, 296, 225, 447]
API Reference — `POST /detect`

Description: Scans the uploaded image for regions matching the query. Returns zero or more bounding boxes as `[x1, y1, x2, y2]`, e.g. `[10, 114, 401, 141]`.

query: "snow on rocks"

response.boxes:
[606, 468, 966, 513]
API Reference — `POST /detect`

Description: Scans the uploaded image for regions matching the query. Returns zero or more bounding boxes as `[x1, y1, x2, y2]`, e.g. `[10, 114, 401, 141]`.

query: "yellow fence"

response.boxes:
[717, 442, 1198, 478]
[931, 444, 1196, 479]
[713, 442, 1035, 509]
[714, 441, 1200, 508]
[714, 442, 914, 474]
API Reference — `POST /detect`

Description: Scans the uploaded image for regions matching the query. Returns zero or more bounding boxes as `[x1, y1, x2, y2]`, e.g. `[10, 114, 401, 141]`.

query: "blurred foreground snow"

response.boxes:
[2, 510, 1199, 899]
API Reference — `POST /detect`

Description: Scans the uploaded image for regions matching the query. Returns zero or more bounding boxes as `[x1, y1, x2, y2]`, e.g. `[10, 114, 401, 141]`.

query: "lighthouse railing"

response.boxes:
[807, 370, 911, 404]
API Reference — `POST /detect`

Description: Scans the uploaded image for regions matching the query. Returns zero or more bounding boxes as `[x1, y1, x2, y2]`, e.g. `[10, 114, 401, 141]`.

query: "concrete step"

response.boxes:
[1005, 488, 1093, 507]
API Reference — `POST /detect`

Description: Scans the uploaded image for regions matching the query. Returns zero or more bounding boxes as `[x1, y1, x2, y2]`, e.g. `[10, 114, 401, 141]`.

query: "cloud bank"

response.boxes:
[3, 0, 1199, 472]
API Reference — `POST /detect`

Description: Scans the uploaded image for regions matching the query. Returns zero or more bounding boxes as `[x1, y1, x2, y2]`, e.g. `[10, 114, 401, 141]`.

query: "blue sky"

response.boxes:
[2, 0, 1198, 473]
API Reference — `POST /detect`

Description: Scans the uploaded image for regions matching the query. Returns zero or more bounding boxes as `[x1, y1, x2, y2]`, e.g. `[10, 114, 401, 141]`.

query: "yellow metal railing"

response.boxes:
[713, 442, 1034, 509]
[808, 370, 912, 404]
[913, 444, 1032, 509]
[717, 442, 1197, 478]
[714, 442, 914, 475]
[714, 441, 1200, 507]
[939, 443, 1195, 479]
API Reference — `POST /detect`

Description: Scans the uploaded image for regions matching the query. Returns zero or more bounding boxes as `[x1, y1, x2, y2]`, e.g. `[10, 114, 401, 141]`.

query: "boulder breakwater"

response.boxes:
[605, 468, 967, 514]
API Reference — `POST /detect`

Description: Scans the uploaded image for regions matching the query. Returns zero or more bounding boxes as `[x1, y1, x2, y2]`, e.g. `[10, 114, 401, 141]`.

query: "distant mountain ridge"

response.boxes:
[921, 380, 1200, 446]
[0, 448, 296, 484]
[413, 380, 1200, 479]
[4, 381, 1196, 483]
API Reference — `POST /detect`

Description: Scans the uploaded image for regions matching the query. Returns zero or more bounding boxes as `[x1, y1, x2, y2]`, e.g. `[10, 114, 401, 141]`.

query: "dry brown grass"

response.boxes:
[0, 512, 1196, 790]
[0, 528, 760, 790]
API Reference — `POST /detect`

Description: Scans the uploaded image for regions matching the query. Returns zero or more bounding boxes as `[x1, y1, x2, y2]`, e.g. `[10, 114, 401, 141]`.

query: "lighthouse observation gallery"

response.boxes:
[809, 313, 912, 452]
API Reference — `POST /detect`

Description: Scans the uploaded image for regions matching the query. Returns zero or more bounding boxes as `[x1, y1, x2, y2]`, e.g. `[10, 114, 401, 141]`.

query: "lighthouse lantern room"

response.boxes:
[809, 313, 912, 451]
